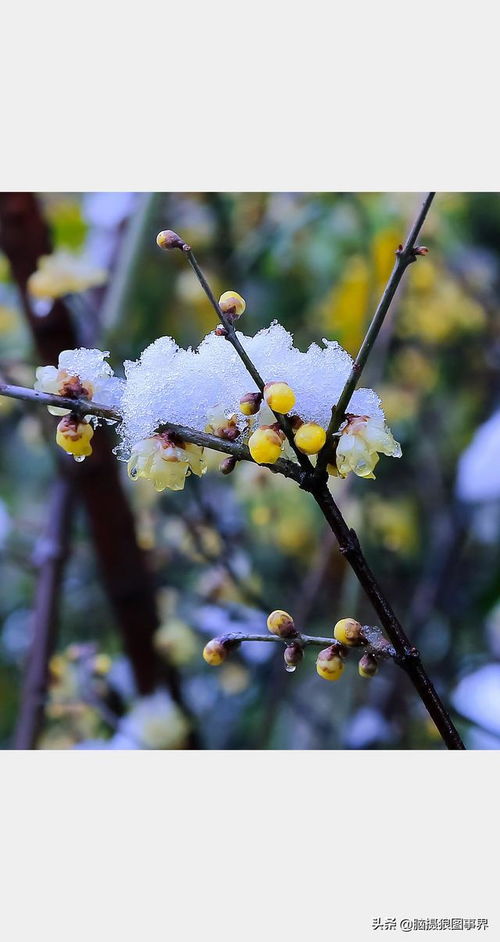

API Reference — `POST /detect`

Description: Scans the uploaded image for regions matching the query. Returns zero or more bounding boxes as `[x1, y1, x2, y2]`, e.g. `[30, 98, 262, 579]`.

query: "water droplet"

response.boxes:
[73, 455, 86, 463]
[129, 467, 138, 479]
[285, 664, 296, 673]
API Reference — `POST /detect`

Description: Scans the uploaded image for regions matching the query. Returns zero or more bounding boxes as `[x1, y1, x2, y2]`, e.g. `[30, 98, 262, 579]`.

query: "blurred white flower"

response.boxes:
[452, 663, 500, 736]
[456, 410, 500, 503]
[116, 691, 190, 749]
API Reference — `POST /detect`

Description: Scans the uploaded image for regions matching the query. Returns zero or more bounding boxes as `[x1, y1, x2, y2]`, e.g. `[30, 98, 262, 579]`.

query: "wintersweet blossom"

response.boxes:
[34, 348, 123, 416]
[127, 433, 205, 492]
[335, 414, 401, 479]
[27, 251, 107, 300]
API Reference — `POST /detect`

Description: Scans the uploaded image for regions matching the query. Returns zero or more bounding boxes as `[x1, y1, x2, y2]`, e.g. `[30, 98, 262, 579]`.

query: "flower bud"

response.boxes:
[333, 617, 364, 647]
[203, 637, 228, 666]
[240, 392, 263, 416]
[294, 422, 327, 455]
[219, 456, 237, 475]
[284, 642, 303, 672]
[359, 652, 379, 678]
[316, 645, 345, 681]
[267, 609, 296, 638]
[156, 229, 186, 251]
[263, 381, 296, 414]
[56, 415, 94, 459]
[248, 426, 283, 464]
[219, 291, 246, 320]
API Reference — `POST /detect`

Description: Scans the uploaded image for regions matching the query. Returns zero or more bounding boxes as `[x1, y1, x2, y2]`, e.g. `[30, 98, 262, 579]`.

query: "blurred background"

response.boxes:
[1, 191, 500, 750]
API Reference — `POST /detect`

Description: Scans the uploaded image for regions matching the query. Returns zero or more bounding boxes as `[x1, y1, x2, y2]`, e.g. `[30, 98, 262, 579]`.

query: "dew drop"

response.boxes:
[73, 455, 86, 463]
[129, 467, 138, 480]
[285, 664, 296, 673]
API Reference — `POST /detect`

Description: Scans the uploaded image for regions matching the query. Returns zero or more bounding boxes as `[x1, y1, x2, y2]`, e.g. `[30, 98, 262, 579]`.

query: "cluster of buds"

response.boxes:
[202, 611, 388, 680]
[315, 618, 380, 681]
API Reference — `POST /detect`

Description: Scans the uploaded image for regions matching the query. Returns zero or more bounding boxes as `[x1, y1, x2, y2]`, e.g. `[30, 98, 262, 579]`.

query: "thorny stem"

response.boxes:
[0, 379, 464, 747]
[316, 192, 435, 477]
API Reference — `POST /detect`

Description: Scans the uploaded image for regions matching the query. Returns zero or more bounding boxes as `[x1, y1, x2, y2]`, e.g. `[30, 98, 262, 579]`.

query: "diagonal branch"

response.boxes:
[158, 232, 313, 473]
[316, 192, 435, 477]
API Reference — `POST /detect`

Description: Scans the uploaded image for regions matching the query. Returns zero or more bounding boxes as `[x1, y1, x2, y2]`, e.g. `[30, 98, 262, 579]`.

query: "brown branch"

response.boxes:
[13, 477, 74, 748]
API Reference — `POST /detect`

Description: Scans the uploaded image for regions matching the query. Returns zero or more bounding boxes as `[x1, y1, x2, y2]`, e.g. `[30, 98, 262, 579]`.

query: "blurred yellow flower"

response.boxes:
[28, 251, 107, 300]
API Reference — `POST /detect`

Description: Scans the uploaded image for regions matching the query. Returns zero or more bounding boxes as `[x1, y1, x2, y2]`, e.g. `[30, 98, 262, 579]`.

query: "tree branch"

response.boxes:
[316, 192, 435, 476]
[13, 477, 74, 748]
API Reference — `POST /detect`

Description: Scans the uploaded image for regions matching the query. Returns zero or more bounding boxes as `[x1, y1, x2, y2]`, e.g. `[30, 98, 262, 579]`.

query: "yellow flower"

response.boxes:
[56, 415, 94, 459]
[127, 434, 205, 492]
[263, 382, 296, 414]
[336, 414, 401, 480]
[28, 251, 107, 299]
[248, 426, 284, 464]
[294, 422, 326, 455]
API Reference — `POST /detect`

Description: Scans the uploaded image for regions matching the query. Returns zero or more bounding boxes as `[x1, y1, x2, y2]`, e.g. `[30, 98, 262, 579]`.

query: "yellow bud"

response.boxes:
[219, 290, 246, 319]
[263, 382, 296, 414]
[240, 392, 263, 416]
[248, 427, 283, 464]
[156, 229, 184, 251]
[56, 415, 94, 458]
[294, 422, 327, 455]
[316, 646, 344, 681]
[203, 638, 228, 666]
[359, 652, 378, 678]
[267, 609, 296, 638]
[333, 617, 363, 646]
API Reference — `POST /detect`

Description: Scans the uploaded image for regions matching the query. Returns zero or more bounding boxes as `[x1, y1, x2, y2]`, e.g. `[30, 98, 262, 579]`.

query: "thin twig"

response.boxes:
[219, 630, 395, 658]
[162, 236, 312, 473]
[316, 192, 435, 476]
